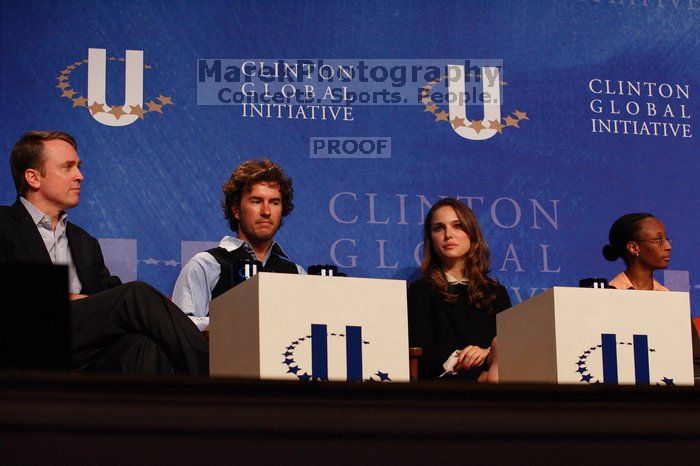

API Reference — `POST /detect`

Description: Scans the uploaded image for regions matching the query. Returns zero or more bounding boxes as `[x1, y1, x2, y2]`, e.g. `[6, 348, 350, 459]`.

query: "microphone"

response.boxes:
[308, 264, 346, 277]
[579, 278, 614, 289]
[229, 258, 263, 288]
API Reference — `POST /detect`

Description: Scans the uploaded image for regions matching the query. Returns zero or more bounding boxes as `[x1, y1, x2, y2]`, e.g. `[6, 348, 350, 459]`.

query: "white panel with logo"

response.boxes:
[210, 273, 409, 382]
[497, 287, 694, 386]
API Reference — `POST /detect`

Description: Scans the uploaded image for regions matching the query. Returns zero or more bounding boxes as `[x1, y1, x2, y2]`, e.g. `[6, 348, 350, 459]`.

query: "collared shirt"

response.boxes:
[444, 272, 469, 285]
[172, 236, 305, 330]
[20, 197, 82, 294]
[609, 272, 669, 291]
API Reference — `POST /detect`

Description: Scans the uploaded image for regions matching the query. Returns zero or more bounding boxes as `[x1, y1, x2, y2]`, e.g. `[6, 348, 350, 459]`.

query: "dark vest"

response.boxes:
[208, 244, 299, 301]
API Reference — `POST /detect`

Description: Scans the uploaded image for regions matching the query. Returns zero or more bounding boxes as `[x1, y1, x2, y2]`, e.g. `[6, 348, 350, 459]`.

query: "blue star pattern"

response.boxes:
[574, 340, 669, 385]
[280, 331, 392, 382]
[575, 347, 598, 384]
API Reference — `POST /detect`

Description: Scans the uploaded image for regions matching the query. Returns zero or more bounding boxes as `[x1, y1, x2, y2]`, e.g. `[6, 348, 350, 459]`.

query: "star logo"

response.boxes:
[280, 331, 390, 383]
[488, 119, 505, 133]
[157, 95, 174, 106]
[513, 110, 528, 120]
[88, 101, 106, 115]
[574, 339, 671, 386]
[420, 74, 529, 141]
[108, 105, 127, 119]
[140, 258, 179, 267]
[128, 104, 146, 120]
[468, 120, 485, 133]
[450, 116, 467, 129]
[434, 111, 449, 122]
[61, 89, 77, 99]
[660, 377, 675, 386]
[146, 100, 164, 114]
[55, 51, 173, 124]
[71, 97, 87, 108]
[503, 115, 520, 128]
[375, 371, 391, 381]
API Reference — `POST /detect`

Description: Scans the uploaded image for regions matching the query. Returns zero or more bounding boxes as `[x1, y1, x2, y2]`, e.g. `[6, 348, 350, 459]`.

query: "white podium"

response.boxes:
[497, 287, 694, 386]
[209, 272, 409, 382]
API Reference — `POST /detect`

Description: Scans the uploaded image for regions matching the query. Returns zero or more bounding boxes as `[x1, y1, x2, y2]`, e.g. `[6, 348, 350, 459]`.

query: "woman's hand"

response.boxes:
[456, 345, 490, 371]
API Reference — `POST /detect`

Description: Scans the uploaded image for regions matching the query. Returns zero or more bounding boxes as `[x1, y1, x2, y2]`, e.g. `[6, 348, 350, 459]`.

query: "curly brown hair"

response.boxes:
[421, 198, 499, 312]
[221, 159, 294, 232]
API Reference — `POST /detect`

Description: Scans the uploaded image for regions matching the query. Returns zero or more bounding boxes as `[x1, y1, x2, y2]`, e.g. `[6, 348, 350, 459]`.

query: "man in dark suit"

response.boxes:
[0, 130, 208, 374]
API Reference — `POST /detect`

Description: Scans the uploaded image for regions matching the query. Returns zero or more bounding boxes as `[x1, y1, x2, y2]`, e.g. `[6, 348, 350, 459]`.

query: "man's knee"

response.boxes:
[121, 281, 169, 304]
[122, 280, 159, 294]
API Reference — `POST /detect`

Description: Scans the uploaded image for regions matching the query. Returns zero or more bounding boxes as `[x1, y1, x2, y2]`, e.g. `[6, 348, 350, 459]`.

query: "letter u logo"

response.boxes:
[447, 65, 502, 141]
[601, 333, 650, 384]
[311, 324, 363, 381]
[87, 48, 143, 127]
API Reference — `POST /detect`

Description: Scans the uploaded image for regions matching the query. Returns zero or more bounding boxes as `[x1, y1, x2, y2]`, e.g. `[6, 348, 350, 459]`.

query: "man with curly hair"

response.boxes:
[173, 159, 304, 330]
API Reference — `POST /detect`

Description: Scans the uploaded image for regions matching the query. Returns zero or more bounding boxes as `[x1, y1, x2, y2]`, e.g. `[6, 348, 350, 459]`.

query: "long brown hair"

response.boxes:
[421, 198, 499, 312]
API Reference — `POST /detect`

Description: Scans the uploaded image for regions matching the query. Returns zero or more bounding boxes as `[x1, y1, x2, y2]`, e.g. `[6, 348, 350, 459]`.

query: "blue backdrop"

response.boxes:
[1, 0, 698, 315]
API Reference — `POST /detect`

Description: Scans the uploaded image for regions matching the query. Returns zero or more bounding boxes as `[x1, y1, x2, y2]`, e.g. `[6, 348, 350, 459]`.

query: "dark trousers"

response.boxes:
[70, 281, 208, 375]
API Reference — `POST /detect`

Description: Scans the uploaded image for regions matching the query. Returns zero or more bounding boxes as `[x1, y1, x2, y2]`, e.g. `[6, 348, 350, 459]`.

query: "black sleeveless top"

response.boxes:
[207, 243, 299, 301]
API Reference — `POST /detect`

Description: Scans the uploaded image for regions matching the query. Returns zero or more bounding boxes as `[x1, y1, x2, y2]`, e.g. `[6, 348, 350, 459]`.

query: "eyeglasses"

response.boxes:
[633, 237, 672, 246]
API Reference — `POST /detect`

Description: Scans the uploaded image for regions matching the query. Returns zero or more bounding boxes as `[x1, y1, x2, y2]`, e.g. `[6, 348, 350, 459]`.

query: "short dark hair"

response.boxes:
[221, 159, 294, 232]
[602, 213, 655, 264]
[10, 130, 77, 196]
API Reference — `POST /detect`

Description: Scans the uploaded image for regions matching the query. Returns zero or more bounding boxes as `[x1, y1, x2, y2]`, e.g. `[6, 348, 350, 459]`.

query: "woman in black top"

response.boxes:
[408, 198, 511, 381]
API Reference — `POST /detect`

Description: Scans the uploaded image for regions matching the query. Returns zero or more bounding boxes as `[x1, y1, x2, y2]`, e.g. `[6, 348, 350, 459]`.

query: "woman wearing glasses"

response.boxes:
[603, 213, 672, 290]
[408, 198, 511, 381]
[603, 213, 699, 381]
